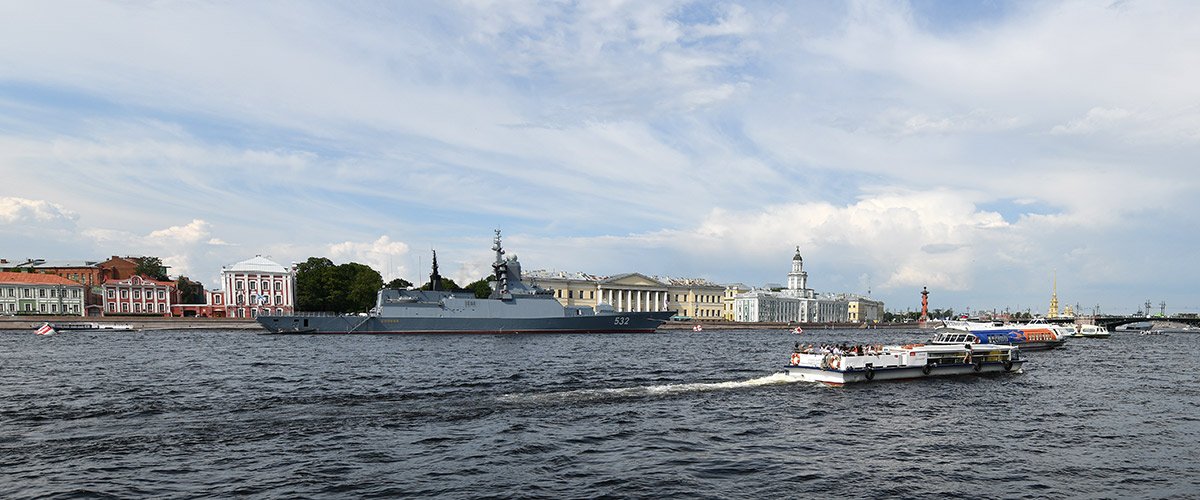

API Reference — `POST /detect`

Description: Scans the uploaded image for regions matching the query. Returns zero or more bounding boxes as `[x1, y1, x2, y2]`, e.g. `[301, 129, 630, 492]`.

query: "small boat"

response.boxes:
[785, 340, 1023, 385]
[1141, 330, 1167, 336]
[1076, 324, 1110, 338]
[35, 323, 57, 336]
[692, 324, 704, 332]
[792, 327, 804, 334]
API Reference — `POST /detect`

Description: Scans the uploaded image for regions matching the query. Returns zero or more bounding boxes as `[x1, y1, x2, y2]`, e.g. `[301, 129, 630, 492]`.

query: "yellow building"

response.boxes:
[845, 295, 885, 323]
[524, 270, 727, 321]
[722, 283, 751, 320]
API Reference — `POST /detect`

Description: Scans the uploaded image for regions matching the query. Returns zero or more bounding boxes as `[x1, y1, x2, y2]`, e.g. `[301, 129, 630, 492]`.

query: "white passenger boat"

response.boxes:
[785, 335, 1024, 385]
[1076, 324, 1110, 338]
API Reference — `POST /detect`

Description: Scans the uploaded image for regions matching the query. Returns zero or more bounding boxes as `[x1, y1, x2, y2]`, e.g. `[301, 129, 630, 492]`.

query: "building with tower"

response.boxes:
[731, 246, 865, 323]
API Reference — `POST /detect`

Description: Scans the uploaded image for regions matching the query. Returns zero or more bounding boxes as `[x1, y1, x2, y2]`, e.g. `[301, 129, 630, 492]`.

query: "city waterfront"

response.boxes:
[2, 328, 1197, 498]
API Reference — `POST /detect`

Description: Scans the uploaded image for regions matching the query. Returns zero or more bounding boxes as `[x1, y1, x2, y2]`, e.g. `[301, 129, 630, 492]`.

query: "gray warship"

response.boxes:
[257, 230, 675, 334]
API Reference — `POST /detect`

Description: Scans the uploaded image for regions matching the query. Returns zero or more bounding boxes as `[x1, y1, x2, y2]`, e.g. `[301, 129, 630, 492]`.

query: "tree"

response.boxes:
[135, 256, 169, 281]
[294, 257, 383, 313]
[386, 278, 412, 289]
[295, 257, 335, 312]
[176, 276, 206, 304]
[420, 277, 461, 292]
[463, 276, 494, 299]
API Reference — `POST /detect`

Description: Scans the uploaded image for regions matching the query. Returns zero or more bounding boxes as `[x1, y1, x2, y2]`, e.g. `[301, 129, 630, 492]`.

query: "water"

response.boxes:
[2, 328, 1197, 499]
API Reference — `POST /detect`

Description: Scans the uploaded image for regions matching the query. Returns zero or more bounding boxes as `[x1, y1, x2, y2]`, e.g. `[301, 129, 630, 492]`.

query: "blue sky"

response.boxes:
[3, 1, 1199, 316]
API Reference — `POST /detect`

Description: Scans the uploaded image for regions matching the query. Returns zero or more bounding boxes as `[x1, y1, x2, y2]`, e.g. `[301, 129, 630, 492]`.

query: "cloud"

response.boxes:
[328, 236, 411, 282]
[0, 197, 79, 228]
[1050, 107, 1133, 135]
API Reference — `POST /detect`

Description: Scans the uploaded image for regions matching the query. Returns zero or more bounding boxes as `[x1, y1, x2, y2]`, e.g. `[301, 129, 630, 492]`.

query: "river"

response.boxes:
[1, 327, 1196, 498]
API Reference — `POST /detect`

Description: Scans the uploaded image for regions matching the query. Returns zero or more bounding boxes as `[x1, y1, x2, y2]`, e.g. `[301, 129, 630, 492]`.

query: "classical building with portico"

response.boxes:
[524, 270, 726, 321]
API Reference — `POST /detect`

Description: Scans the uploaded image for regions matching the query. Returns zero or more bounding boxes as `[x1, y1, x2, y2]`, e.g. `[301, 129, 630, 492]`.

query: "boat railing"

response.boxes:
[284, 311, 342, 317]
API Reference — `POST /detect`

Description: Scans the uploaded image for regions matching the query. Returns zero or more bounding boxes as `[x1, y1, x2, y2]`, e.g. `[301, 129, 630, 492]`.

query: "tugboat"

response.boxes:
[257, 230, 675, 334]
[785, 339, 1024, 385]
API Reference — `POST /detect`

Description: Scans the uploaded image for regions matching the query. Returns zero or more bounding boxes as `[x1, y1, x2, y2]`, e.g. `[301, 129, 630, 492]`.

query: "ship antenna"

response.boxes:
[429, 249, 442, 291]
[492, 229, 508, 293]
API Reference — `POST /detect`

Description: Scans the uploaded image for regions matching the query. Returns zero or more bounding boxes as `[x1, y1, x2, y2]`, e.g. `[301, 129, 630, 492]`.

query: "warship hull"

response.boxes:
[257, 311, 675, 334]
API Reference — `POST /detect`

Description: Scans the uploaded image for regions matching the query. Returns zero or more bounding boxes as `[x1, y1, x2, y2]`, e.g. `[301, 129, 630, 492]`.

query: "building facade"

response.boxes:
[723, 283, 751, 321]
[732, 291, 799, 323]
[731, 246, 873, 324]
[846, 295, 885, 323]
[0, 271, 86, 316]
[221, 256, 295, 318]
[525, 270, 727, 321]
[102, 275, 177, 316]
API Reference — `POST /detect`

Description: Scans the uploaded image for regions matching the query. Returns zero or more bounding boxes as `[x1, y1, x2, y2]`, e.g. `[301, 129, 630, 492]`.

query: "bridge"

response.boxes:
[1088, 316, 1200, 330]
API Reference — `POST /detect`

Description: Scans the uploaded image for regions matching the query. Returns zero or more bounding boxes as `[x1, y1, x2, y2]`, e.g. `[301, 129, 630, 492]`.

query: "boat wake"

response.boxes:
[499, 372, 801, 405]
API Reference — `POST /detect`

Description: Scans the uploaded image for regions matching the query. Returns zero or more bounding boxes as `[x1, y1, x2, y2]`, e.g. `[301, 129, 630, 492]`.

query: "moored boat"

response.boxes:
[784, 341, 1023, 385]
[257, 230, 675, 334]
[1076, 324, 1110, 338]
[52, 322, 136, 331]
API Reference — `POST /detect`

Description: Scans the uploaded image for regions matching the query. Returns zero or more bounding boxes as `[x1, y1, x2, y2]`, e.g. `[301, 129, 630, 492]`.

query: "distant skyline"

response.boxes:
[3, 1, 1199, 316]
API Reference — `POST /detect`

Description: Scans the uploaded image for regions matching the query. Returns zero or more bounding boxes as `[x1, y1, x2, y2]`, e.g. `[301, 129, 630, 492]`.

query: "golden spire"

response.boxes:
[1048, 269, 1060, 318]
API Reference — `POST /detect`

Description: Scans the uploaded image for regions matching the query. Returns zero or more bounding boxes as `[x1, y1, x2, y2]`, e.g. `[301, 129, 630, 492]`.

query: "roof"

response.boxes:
[226, 255, 289, 274]
[0, 259, 99, 269]
[104, 275, 176, 287]
[0, 271, 84, 286]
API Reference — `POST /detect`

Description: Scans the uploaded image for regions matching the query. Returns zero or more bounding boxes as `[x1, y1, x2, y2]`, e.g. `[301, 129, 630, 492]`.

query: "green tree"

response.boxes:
[336, 262, 383, 313]
[386, 278, 412, 289]
[176, 276, 206, 304]
[295, 257, 336, 312]
[135, 256, 169, 281]
[419, 277, 461, 292]
[294, 257, 383, 313]
[463, 276, 494, 299]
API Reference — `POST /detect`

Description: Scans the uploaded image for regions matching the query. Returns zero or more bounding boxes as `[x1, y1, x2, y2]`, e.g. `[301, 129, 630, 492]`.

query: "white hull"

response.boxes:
[784, 361, 1024, 385]
[785, 342, 1023, 385]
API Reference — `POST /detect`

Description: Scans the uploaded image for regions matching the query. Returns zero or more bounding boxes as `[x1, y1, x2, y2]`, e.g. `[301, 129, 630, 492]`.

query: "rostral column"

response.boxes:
[919, 286, 930, 328]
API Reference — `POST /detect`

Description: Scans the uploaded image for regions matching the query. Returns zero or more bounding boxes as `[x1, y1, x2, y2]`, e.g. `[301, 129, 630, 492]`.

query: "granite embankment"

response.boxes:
[0, 316, 262, 331]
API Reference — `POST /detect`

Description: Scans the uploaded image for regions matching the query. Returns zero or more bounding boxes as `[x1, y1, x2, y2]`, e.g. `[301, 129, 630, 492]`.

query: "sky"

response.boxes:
[2, 0, 1199, 316]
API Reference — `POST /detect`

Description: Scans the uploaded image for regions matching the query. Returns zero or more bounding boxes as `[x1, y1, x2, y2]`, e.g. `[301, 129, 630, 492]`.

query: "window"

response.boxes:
[121, 289, 128, 299]
[158, 304, 166, 313]
[51, 304, 57, 313]
[274, 281, 282, 291]
[134, 303, 141, 313]
[6, 288, 12, 297]
[107, 289, 115, 299]
[249, 281, 256, 290]
[23, 288, 31, 298]
[261, 280, 268, 290]
[39, 289, 46, 298]
[275, 295, 282, 305]
[39, 304, 46, 313]
[251, 309, 258, 318]
[133, 289, 141, 299]
[214, 296, 222, 304]
[108, 303, 116, 312]
[276, 308, 283, 315]
[236, 280, 244, 290]
[568, 290, 573, 299]
[50, 289, 57, 298]
[122, 303, 129, 312]
[157, 290, 164, 300]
